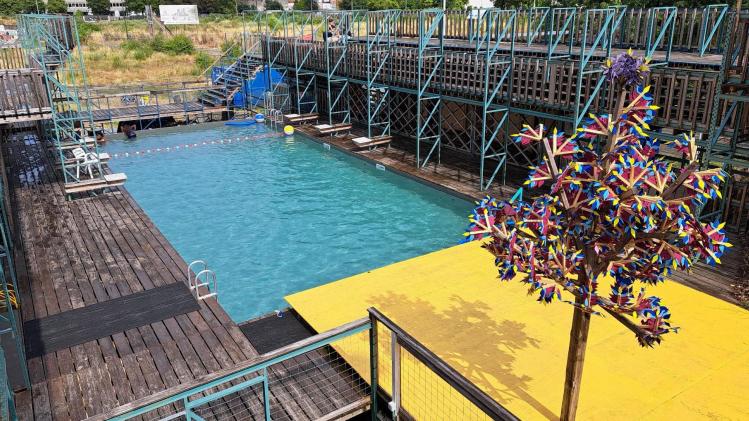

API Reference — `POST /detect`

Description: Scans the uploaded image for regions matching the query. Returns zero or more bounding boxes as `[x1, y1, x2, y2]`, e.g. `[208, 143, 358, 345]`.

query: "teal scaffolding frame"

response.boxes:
[574, 8, 615, 128]
[324, 10, 363, 124]
[477, 9, 516, 190]
[365, 10, 400, 139]
[292, 11, 322, 115]
[0, 178, 28, 391]
[416, 9, 444, 169]
[18, 14, 103, 186]
[265, 11, 290, 112]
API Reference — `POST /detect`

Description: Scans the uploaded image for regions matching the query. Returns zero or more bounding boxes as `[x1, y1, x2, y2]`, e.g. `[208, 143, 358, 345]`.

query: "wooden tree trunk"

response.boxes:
[560, 295, 592, 421]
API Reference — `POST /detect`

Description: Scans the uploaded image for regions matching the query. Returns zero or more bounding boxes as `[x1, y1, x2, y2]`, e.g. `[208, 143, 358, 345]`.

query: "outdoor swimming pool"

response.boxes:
[104, 123, 471, 322]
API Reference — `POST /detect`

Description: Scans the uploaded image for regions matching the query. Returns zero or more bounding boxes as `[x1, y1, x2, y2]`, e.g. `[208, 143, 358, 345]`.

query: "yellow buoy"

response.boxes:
[284, 125, 294, 136]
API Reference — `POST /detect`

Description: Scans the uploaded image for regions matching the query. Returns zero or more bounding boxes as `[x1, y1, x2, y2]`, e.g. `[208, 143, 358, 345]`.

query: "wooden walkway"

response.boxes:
[2, 130, 367, 420]
[299, 126, 744, 306]
[90, 102, 224, 123]
[351, 35, 724, 67]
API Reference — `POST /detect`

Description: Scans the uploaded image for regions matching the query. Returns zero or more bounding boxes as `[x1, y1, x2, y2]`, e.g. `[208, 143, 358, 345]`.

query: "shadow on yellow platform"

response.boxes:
[286, 241, 749, 420]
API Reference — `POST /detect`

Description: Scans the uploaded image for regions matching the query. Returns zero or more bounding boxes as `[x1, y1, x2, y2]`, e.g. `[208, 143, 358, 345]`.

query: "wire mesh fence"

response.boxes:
[96, 308, 521, 421]
[103, 319, 370, 421]
[369, 308, 519, 421]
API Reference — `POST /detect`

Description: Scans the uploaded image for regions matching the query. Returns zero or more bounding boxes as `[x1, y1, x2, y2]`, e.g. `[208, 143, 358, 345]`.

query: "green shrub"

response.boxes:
[111, 55, 127, 70]
[220, 40, 241, 59]
[132, 48, 152, 61]
[121, 40, 140, 51]
[75, 14, 101, 43]
[121, 39, 153, 60]
[194, 51, 214, 75]
[164, 34, 195, 55]
[150, 34, 166, 52]
[150, 34, 195, 55]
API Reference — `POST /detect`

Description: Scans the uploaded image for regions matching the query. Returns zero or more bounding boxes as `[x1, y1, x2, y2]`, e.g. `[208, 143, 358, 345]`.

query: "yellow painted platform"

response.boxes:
[286, 241, 749, 420]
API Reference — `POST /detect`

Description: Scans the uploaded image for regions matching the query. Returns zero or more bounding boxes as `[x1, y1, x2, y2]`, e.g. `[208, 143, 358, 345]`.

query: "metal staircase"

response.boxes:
[199, 50, 266, 109]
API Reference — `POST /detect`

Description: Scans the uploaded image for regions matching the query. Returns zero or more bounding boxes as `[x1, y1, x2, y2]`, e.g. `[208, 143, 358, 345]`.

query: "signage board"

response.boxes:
[159, 5, 200, 25]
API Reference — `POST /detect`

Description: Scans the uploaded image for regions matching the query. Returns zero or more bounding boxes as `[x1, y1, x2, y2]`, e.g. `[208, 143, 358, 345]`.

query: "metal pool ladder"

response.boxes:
[266, 108, 284, 129]
[186, 260, 218, 301]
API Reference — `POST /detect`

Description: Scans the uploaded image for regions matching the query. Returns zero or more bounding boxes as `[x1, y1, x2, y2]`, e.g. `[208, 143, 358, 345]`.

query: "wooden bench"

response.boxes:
[351, 136, 392, 151]
[284, 113, 319, 125]
[313, 123, 352, 136]
[64, 173, 127, 195]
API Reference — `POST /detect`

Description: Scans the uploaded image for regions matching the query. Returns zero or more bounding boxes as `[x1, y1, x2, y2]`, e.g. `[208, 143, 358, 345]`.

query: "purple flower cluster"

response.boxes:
[603, 51, 650, 86]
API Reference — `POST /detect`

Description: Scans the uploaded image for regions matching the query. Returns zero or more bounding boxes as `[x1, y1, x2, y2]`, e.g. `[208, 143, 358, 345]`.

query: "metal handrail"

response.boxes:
[186, 260, 207, 288]
[87, 317, 370, 421]
[368, 307, 519, 421]
[193, 269, 217, 300]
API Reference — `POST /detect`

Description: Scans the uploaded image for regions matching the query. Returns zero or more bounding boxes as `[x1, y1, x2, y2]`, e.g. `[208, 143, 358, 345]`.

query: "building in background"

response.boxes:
[248, 0, 338, 11]
[61, 0, 126, 15]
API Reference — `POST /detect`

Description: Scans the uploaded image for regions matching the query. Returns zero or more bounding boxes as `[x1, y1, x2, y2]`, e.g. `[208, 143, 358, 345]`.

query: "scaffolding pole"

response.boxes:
[366, 10, 400, 139]
[324, 10, 363, 124]
[416, 9, 444, 169]
[265, 11, 290, 112]
[477, 9, 516, 191]
[573, 8, 615, 128]
[292, 11, 322, 115]
[0, 179, 28, 390]
[18, 15, 103, 187]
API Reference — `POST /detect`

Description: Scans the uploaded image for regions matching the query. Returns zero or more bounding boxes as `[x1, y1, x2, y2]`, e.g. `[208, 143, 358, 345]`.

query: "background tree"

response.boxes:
[293, 0, 319, 10]
[125, 0, 160, 15]
[0, 0, 38, 14]
[88, 0, 111, 15]
[465, 51, 731, 420]
[265, 0, 283, 10]
[46, 0, 68, 13]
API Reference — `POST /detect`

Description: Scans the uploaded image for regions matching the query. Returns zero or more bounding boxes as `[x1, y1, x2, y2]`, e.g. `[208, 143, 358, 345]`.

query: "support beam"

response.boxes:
[416, 9, 445, 169]
[478, 9, 516, 191]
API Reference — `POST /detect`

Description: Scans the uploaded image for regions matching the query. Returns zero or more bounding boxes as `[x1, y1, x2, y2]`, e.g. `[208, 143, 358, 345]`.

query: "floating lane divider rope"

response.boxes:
[109, 132, 285, 159]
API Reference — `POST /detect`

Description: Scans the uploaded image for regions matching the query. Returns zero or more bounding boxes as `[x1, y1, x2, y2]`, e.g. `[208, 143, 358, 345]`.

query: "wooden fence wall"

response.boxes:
[268, 40, 721, 133]
[368, 7, 729, 54]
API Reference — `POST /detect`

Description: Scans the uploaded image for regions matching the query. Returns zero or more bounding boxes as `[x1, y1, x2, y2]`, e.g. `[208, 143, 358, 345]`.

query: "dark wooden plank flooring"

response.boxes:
[23, 282, 200, 359]
[239, 311, 315, 355]
[2, 128, 369, 420]
[3, 130, 259, 420]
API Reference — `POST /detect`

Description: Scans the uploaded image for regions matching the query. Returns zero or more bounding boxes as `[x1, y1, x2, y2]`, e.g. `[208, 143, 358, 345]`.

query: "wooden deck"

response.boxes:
[299, 125, 744, 306]
[2, 129, 367, 420]
[90, 102, 225, 123]
[351, 35, 724, 67]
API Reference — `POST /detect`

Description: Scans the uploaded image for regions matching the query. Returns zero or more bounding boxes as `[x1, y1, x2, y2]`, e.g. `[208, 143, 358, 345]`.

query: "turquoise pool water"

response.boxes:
[103, 124, 470, 322]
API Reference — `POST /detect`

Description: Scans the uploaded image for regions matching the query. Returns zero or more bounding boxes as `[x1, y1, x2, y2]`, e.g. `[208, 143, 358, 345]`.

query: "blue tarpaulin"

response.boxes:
[231, 66, 284, 108]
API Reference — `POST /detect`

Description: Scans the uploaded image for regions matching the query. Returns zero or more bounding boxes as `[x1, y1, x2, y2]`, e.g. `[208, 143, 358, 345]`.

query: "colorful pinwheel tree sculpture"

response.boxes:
[464, 51, 731, 420]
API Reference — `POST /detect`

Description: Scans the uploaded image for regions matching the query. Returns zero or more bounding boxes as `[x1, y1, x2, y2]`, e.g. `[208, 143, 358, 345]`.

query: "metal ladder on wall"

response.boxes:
[186, 260, 218, 301]
[267, 109, 284, 130]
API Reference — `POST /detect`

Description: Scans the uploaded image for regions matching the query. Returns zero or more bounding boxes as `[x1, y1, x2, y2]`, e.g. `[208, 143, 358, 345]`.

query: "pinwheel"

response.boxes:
[466, 51, 731, 349]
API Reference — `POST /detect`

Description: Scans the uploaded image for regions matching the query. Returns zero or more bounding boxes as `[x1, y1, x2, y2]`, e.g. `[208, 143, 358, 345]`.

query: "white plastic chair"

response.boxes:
[72, 147, 100, 179]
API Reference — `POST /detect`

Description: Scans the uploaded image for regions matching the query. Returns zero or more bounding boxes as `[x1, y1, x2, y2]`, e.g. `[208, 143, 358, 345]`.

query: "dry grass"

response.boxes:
[8, 15, 276, 87]
[79, 17, 256, 86]
[82, 45, 200, 86]
[88, 17, 249, 52]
